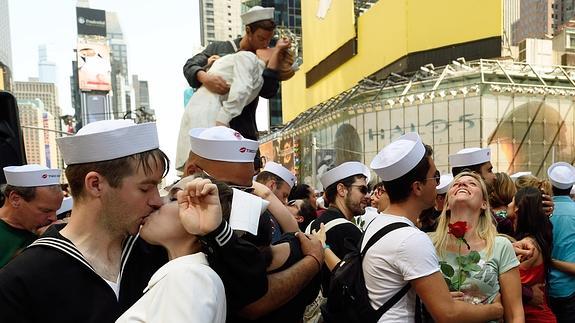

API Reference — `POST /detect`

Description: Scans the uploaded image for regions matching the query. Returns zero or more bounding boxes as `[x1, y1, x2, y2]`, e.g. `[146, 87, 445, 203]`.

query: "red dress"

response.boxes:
[520, 263, 557, 323]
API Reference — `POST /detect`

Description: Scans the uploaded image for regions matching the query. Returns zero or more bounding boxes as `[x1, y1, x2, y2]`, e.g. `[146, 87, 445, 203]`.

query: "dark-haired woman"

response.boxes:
[509, 187, 557, 322]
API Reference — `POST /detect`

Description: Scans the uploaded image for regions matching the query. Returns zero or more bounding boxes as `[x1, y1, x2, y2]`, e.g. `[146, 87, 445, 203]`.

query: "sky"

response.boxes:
[8, 0, 208, 183]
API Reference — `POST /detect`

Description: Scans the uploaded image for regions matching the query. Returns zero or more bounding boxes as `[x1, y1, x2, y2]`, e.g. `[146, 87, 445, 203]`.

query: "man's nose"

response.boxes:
[150, 190, 164, 209]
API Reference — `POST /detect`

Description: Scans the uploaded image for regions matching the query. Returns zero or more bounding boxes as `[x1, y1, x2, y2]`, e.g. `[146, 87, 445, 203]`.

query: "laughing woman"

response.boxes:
[430, 171, 524, 322]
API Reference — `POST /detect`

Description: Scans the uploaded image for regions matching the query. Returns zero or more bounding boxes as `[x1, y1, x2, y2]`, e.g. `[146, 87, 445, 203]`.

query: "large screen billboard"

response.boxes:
[77, 35, 111, 92]
[76, 7, 106, 36]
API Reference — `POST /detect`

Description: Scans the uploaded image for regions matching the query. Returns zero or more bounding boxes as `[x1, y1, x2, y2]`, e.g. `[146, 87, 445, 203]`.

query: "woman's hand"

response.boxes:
[275, 37, 291, 51]
[450, 291, 465, 301]
[251, 181, 273, 200]
[177, 178, 223, 236]
[311, 223, 327, 247]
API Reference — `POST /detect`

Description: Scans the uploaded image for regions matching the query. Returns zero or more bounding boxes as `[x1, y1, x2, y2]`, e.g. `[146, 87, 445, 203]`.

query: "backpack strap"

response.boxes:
[305, 217, 349, 234]
[360, 222, 409, 256]
[360, 222, 411, 317]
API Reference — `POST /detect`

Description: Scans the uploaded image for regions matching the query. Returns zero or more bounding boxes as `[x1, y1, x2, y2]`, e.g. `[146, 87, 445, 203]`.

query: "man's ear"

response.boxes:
[412, 181, 423, 197]
[336, 183, 347, 198]
[84, 171, 105, 197]
[8, 191, 22, 208]
[184, 160, 200, 177]
[245, 25, 252, 35]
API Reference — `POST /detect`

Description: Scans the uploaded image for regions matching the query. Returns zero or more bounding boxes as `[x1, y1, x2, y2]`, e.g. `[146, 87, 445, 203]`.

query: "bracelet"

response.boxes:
[306, 254, 322, 271]
[323, 244, 331, 250]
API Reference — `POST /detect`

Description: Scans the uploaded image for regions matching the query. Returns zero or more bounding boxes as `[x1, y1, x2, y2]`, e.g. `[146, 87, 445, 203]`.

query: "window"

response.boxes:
[205, 3, 213, 8]
[208, 32, 215, 38]
[207, 25, 214, 31]
[207, 18, 214, 23]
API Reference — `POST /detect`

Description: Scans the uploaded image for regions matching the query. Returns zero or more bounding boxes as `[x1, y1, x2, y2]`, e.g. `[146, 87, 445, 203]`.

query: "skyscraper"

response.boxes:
[513, 0, 575, 45]
[199, 0, 243, 46]
[503, 0, 520, 46]
[513, 0, 554, 45]
[16, 99, 59, 168]
[13, 80, 64, 168]
[132, 74, 155, 123]
[38, 45, 57, 83]
[107, 11, 131, 119]
[0, 0, 13, 91]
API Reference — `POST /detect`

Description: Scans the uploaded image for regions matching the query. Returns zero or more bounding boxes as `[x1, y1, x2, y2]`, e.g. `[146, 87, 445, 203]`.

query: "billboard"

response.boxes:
[76, 7, 106, 36]
[77, 36, 111, 92]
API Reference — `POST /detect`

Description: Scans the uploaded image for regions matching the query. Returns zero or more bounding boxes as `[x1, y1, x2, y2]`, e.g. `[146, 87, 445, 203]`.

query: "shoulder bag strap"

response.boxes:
[360, 222, 411, 317]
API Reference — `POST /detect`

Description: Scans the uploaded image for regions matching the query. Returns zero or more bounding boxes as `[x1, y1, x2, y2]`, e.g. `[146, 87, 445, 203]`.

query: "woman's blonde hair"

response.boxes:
[515, 175, 553, 197]
[432, 171, 497, 258]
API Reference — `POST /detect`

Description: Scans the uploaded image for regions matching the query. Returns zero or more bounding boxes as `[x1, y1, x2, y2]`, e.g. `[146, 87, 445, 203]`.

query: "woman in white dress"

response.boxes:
[176, 38, 294, 170]
[116, 177, 226, 323]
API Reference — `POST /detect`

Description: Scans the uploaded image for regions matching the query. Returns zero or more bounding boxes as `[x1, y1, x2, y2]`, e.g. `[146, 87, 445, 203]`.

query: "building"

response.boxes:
[513, 0, 575, 45]
[518, 38, 554, 65]
[504, 0, 520, 47]
[13, 80, 64, 168]
[107, 11, 131, 119]
[73, 6, 113, 127]
[263, 59, 575, 189]
[132, 74, 155, 123]
[281, 0, 502, 121]
[265, 0, 509, 185]
[17, 99, 59, 168]
[38, 45, 57, 83]
[555, 0, 575, 28]
[0, 0, 13, 91]
[553, 20, 575, 64]
[199, 0, 243, 46]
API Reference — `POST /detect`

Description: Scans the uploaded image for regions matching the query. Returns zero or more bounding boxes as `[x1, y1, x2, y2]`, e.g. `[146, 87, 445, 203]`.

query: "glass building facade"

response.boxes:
[261, 59, 575, 190]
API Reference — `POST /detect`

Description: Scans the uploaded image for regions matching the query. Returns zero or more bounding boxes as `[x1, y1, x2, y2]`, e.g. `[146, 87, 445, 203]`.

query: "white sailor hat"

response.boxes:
[320, 161, 370, 189]
[370, 132, 425, 181]
[436, 174, 454, 195]
[449, 147, 491, 168]
[262, 161, 296, 188]
[547, 162, 575, 189]
[3, 165, 61, 187]
[189, 127, 259, 163]
[57, 196, 73, 215]
[241, 6, 274, 25]
[510, 171, 532, 182]
[57, 120, 159, 165]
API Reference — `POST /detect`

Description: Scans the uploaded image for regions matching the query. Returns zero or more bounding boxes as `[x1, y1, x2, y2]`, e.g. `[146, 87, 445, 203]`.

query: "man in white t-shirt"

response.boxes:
[362, 132, 504, 322]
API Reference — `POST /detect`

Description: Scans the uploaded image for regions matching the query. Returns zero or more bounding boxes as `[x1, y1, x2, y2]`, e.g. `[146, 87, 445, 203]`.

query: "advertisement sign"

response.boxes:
[76, 7, 106, 36]
[77, 36, 111, 92]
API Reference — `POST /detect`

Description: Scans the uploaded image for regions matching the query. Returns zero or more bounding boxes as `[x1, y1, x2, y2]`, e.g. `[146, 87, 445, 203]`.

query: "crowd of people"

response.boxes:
[1, 5, 575, 323]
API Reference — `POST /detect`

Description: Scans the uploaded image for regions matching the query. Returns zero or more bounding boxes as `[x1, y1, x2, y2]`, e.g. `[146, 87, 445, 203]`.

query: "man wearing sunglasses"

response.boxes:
[307, 161, 371, 295]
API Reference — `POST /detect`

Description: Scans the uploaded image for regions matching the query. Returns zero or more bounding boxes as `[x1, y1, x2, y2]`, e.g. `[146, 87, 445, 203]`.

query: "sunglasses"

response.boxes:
[349, 184, 369, 195]
[426, 171, 441, 185]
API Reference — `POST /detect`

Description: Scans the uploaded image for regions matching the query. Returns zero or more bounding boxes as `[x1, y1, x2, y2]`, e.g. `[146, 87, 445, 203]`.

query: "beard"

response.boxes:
[344, 193, 366, 217]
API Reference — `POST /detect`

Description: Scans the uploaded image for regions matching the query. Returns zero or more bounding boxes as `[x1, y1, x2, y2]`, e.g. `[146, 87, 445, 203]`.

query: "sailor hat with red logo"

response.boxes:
[189, 126, 259, 163]
[3, 164, 61, 187]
